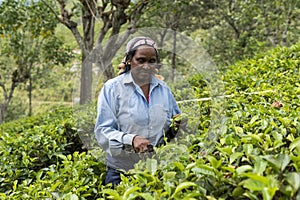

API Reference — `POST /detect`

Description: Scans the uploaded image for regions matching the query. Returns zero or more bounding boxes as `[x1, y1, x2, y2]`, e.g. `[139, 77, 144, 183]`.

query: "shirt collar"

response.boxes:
[122, 71, 161, 86]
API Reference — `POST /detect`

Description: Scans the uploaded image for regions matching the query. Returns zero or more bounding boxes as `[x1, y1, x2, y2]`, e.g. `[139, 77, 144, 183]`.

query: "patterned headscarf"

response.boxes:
[125, 36, 158, 54]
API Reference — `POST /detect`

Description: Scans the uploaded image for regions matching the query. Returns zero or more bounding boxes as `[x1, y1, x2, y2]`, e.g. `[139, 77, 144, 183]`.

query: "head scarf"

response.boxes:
[125, 36, 158, 54]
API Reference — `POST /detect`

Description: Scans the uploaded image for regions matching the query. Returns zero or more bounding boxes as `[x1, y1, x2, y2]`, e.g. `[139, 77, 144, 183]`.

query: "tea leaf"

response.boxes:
[206, 155, 222, 169]
[253, 158, 267, 175]
[123, 186, 141, 198]
[192, 165, 215, 177]
[236, 165, 253, 175]
[262, 187, 277, 200]
[146, 158, 158, 175]
[172, 182, 197, 197]
[102, 189, 121, 200]
[285, 172, 300, 191]
[230, 152, 244, 164]
[242, 179, 265, 191]
[289, 137, 300, 151]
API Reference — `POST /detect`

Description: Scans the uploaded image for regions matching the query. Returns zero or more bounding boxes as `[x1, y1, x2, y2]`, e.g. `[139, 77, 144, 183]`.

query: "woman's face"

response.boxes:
[130, 45, 157, 85]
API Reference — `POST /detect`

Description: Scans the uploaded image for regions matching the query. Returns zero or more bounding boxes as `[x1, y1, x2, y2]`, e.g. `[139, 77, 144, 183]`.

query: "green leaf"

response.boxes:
[278, 154, 290, 172]
[250, 115, 260, 125]
[242, 173, 269, 185]
[163, 171, 177, 179]
[242, 178, 265, 191]
[262, 154, 290, 172]
[285, 172, 300, 191]
[289, 137, 300, 151]
[146, 158, 158, 175]
[50, 181, 62, 191]
[192, 165, 215, 177]
[206, 155, 222, 169]
[172, 182, 197, 198]
[13, 180, 18, 191]
[250, 134, 263, 144]
[253, 158, 267, 175]
[174, 161, 185, 171]
[236, 165, 253, 175]
[101, 189, 121, 200]
[36, 170, 43, 181]
[243, 144, 253, 155]
[136, 193, 155, 200]
[123, 186, 141, 198]
[234, 126, 244, 134]
[230, 152, 244, 164]
[261, 155, 280, 172]
[262, 187, 277, 200]
[68, 194, 79, 200]
[232, 186, 244, 197]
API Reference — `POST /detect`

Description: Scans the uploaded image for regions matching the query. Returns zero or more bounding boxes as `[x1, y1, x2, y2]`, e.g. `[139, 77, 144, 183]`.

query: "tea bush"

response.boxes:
[0, 43, 299, 199]
[0, 106, 106, 199]
[101, 44, 299, 199]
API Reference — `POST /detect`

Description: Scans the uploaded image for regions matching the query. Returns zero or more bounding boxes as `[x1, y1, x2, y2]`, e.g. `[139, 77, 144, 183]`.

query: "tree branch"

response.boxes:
[0, 81, 7, 101]
[55, 0, 85, 52]
[96, 0, 113, 45]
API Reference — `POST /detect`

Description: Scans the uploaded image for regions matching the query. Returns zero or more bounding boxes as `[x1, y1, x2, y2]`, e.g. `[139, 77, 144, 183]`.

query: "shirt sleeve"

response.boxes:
[168, 89, 181, 116]
[94, 82, 136, 156]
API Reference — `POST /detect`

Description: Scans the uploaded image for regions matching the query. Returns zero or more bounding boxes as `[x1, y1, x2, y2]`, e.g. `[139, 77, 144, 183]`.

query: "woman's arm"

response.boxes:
[94, 83, 136, 156]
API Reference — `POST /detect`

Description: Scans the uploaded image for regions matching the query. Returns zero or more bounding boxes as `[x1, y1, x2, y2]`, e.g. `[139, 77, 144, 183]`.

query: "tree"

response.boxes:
[42, 0, 150, 104]
[138, 0, 205, 82]
[0, 0, 72, 123]
[199, 0, 300, 65]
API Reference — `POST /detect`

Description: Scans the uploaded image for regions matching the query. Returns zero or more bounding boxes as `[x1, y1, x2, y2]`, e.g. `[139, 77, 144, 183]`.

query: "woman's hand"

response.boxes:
[132, 135, 151, 153]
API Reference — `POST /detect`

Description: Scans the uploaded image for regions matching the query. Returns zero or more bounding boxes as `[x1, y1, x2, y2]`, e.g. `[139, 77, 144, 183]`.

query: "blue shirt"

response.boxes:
[94, 72, 181, 171]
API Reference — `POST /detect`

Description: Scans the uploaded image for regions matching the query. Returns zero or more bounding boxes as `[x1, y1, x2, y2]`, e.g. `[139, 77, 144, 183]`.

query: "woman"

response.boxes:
[94, 36, 181, 186]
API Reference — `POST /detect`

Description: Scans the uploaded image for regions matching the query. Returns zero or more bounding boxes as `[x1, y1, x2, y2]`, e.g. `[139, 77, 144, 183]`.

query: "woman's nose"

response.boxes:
[142, 65, 151, 70]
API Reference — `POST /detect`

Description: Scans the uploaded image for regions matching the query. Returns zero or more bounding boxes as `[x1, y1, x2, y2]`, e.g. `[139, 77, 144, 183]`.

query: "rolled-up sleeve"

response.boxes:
[94, 82, 136, 156]
[169, 89, 181, 116]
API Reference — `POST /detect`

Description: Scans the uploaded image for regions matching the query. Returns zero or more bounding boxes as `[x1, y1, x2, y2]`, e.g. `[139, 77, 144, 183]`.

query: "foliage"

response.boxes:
[100, 43, 300, 199]
[0, 43, 299, 199]
[43, 0, 151, 104]
[0, 0, 73, 123]
[194, 0, 300, 65]
[0, 107, 87, 193]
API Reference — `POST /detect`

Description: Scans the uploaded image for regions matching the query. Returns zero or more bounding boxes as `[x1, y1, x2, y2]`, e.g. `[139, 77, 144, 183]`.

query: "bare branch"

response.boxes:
[96, 2, 114, 45]
[56, 0, 85, 52]
[128, 0, 150, 30]
[0, 81, 7, 101]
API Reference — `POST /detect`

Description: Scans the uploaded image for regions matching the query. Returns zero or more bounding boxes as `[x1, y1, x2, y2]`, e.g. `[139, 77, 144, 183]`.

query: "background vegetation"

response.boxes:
[0, 0, 299, 199]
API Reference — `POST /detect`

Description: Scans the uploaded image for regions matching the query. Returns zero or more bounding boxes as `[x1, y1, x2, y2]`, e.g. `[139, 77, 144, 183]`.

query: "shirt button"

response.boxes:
[150, 126, 153, 130]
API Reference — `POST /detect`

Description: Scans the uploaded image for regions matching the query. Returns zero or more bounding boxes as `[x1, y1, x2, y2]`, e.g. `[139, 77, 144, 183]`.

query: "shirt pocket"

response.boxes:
[127, 95, 148, 127]
[148, 104, 169, 137]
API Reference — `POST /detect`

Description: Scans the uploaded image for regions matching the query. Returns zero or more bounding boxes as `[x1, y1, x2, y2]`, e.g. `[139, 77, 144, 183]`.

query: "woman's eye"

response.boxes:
[136, 58, 156, 64]
[137, 58, 145, 63]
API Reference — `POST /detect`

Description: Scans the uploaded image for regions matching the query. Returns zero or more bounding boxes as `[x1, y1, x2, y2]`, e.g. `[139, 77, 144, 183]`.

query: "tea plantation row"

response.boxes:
[0, 43, 299, 199]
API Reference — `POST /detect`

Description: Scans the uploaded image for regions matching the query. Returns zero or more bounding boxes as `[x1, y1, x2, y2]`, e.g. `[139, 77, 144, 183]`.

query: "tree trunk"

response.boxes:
[79, 0, 95, 104]
[0, 86, 16, 124]
[171, 13, 178, 83]
[80, 53, 93, 104]
[28, 75, 32, 116]
[0, 104, 5, 124]
[171, 30, 177, 82]
[53, 0, 150, 104]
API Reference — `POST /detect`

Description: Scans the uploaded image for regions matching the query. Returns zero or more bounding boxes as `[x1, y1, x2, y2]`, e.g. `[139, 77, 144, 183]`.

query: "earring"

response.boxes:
[124, 61, 131, 72]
